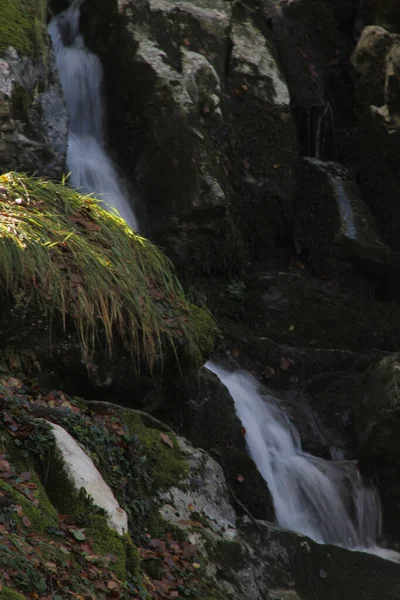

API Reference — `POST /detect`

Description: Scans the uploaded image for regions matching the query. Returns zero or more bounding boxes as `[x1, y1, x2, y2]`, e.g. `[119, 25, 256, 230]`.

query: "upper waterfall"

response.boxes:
[48, 2, 138, 230]
[206, 362, 400, 561]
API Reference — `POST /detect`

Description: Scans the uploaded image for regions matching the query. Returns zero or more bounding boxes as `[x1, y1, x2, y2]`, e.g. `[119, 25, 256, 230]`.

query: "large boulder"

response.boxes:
[0, 0, 68, 177]
[79, 0, 298, 273]
[352, 26, 400, 252]
[355, 352, 400, 460]
[355, 353, 400, 538]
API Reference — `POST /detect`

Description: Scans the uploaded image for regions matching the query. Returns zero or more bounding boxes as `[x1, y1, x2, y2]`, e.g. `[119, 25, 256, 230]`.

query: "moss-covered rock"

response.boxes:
[0, 588, 27, 600]
[0, 173, 217, 399]
[0, 0, 46, 58]
[0, 1, 68, 178]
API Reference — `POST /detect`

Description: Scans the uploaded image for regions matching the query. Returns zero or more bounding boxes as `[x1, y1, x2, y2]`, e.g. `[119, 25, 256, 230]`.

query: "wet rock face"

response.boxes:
[0, 47, 68, 178]
[295, 157, 399, 274]
[81, 0, 298, 272]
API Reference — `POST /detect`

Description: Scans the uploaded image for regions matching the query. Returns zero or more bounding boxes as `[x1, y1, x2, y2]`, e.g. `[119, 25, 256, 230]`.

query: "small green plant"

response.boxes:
[226, 280, 246, 300]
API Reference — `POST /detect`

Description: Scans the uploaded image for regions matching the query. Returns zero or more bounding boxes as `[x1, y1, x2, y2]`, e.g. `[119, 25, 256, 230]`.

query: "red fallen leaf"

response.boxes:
[183, 38, 190, 46]
[169, 543, 181, 554]
[0, 460, 11, 472]
[231, 347, 240, 358]
[20, 471, 31, 481]
[160, 432, 174, 449]
[1, 471, 14, 479]
[280, 356, 294, 371]
[150, 538, 166, 552]
[16, 504, 24, 517]
[169, 592, 179, 598]
[237, 474, 245, 483]
[240, 427, 246, 436]
[22, 515, 31, 528]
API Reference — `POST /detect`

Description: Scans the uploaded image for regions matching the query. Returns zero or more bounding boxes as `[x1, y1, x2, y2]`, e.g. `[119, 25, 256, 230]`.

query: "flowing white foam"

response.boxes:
[49, 2, 137, 229]
[206, 362, 400, 561]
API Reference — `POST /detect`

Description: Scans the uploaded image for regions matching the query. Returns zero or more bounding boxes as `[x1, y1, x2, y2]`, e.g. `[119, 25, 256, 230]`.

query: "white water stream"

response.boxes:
[48, 1, 138, 229]
[206, 362, 400, 560]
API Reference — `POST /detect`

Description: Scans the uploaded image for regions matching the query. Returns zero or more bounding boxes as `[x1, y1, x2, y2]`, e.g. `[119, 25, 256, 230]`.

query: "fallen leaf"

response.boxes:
[192, 562, 201, 569]
[16, 504, 24, 517]
[22, 515, 31, 528]
[0, 460, 11, 472]
[280, 356, 292, 371]
[107, 580, 119, 590]
[237, 474, 245, 483]
[160, 432, 174, 448]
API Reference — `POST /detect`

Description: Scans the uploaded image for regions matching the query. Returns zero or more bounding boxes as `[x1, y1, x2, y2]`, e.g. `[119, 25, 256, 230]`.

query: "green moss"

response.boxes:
[0, 587, 27, 600]
[0, 172, 216, 371]
[0, 0, 46, 58]
[39, 456, 129, 580]
[86, 514, 127, 580]
[0, 478, 56, 533]
[122, 413, 188, 492]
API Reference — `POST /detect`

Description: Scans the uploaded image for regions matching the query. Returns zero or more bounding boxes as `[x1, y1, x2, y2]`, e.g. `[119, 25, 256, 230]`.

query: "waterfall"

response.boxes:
[206, 362, 400, 560]
[48, 1, 138, 230]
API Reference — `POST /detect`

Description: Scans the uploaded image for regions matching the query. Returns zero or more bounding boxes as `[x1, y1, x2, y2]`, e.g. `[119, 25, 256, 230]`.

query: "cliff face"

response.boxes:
[3, 0, 400, 598]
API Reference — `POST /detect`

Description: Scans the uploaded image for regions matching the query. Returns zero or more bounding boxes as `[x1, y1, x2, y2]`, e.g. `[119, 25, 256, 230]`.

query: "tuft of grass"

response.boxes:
[0, 172, 217, 370]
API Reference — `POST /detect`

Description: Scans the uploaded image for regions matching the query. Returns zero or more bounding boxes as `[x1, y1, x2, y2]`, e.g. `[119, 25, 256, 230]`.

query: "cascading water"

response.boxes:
[206, 362, 400, 560]
[48, 1, 138, 229]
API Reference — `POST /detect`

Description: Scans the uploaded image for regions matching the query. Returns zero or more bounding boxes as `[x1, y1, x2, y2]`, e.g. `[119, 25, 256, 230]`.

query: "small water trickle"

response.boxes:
[48, 0, 138, 229]
[206, 362, 400, 561]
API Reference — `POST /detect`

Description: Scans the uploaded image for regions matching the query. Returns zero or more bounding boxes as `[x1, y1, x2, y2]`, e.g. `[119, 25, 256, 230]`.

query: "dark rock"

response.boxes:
[238, 519, 400, 599]
[355, 352, 400, 539]
[159, 366, 275, 522]
[352, 26, 400, 253]
[80, 0, 298, 273]
[295, 157, 400, 273]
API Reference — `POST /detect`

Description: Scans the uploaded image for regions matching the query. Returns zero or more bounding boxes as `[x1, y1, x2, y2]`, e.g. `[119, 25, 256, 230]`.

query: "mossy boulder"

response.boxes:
[0, 173, 217, 400]
[0, 1, 68, 177]
[355, 353, 400, 456]
[354, 353, 400, 538]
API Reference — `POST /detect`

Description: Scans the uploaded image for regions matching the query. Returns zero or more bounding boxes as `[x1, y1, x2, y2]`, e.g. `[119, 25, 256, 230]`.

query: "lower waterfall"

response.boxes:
[206, 362, 400, 561]
[48, 0, 138, 229]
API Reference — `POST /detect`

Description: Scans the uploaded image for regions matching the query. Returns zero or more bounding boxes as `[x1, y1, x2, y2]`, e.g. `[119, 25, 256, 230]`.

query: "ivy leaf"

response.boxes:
[73, 529, 86, 541]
